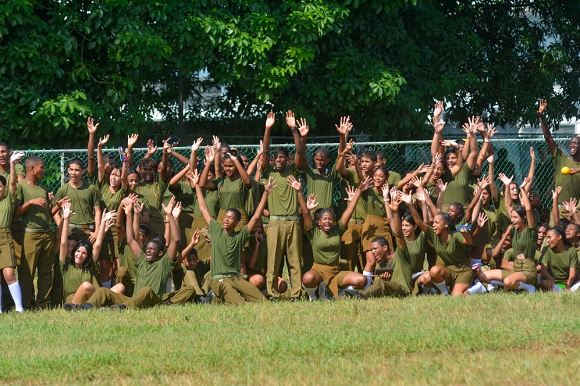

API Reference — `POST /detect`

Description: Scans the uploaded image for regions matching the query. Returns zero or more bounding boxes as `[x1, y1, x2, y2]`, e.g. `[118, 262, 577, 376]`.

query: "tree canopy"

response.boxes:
[0, 0, 578, 148]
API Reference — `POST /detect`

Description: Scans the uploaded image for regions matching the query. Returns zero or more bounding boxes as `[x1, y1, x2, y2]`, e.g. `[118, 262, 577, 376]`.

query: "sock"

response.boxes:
[363, 271, 373, 290]
[166, 278, 172, 293]
[303, 285, 317, 301]
[467, 281, 486, 295]
[490, 280, 505, 287]
[8, 281, 24, 312]
[432, 280, 449, 295]
[471, 258, 482, 269]
[101, 280, 112, 289]
[517, 282, 536, 293]
[412, 271, 425, 280]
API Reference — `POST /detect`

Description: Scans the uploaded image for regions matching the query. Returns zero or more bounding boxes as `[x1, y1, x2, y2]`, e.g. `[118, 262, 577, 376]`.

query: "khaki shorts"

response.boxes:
[501, 269, 538, 284]
[361, 214, 394, 252]
[0, 228, 16, 270]
[312, 262, 350, 297]
[446, 263, 473, 287]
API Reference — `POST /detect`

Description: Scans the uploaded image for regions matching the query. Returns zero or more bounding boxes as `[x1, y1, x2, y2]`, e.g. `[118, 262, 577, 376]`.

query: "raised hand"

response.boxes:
[127, 133, 138, 148]
[477, 176, 491, 190]
[335, 116, 353, 135]
[432, 120, 445, 134]
[62, 201, 75, 219]
[343, 139, 355, 154]
[529, 147, 536, 162]
[121, 197, 134, 215]
[212, 135, 221, 152]
[477, 212, 488, 229]
[415, 187, 427, 202]
[205, 145, 215, 163]
[190, 169, 200, 186]
[146, 139, 157, 156]
[286, 175, 302, 191]
[133, 202, 144, 215]
[381, 184, 390, 201]
[98, 134, 110, 148]
[475, 116, 485, 134]
[486, 124, 497, 139]
[306, 194, 319, 211]
[538, 99, 547, 115]
[410, 175, 422, 188]
[564, 197, 578, 216]
[285, 110, 296, 128]
[387, 187, 402, 212]
[162, 196, 176, 216]
[257, 140, 264, 155]
[486, 154, 495, 164]
[297, 117, 309, 137]
[497, 173, 513, 186]
[264, 176, 277, 193]
[162, 137, 173, 154]
[520, 176, 530, 191]
[433, 100, 443, 123]
[265, 111, 276, 130]
[191, 228, 201, 246]
[552, 186, 562, 200]
[10, 151, 25, 164]
[191, 137, 203, 153]
[441, 139, 458, 148]
[436, 179, 447, 193]
[172, 201, 182, 218]
[86, 117, 99, 134]
[344, 186, 357, 202]
[399, 190, 413, 205]
[432, 152, 443, 166]
[359, 176, 373, 191]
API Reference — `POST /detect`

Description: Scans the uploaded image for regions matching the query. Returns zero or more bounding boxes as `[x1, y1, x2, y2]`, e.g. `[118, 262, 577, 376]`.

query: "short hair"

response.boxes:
[0, 142, 8, 151]
[150, 236, 165, 251]
[449, 202, 465, 222]
[226, 208, 242, 222]
[371, 236, 389, 247]
[274, 147, 289, 157]
[375, 150, 385, 159]
[139, 224, 150, 237]
[360, 150, 377, 162]
[187, 248, 198, 257]
[68, 158, 84, 169]
[24, 156, 43, 169]
[314, 147, 330, 158]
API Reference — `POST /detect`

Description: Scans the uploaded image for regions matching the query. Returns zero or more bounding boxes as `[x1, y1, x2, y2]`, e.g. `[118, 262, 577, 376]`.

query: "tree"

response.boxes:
[0, 1, 578, 148]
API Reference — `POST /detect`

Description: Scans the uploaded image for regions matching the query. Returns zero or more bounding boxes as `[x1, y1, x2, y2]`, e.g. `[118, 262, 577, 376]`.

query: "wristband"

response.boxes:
[484, 139, 490, 143]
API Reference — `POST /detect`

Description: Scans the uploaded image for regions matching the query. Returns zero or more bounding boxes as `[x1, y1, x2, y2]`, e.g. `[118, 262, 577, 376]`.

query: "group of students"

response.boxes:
[0, 99, 579, 312]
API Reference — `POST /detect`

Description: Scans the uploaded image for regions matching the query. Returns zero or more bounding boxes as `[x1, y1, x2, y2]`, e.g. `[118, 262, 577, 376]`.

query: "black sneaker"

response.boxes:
[268, 297, 280, 302]
[64, 303, 93, 311]
[201, 290, 215, 305]
[344, 288, 366, 299]
[290, 297, 301, 302]
[110, 304, 127, 311]
[317, 282, 335, 300]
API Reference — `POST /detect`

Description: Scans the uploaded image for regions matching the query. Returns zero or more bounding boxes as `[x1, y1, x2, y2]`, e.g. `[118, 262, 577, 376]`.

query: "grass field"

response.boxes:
[1, 292, 579, 385]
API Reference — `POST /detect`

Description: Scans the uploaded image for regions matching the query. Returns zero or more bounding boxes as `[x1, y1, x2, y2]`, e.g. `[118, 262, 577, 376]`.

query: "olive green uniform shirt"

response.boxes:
[387, 246, 412, 294]
[0, 191, 16, 228]
[552, 147, 580, 205]
[60, 258, 99, 299]
[306, 222, 345, 266]
[300, 165, 340, 210]
[406, 232, 427, 273]
[16, 181, 52, 229]
[424, 226, 469, 266]
[54, 181, 101, 225]
[443, 164, 473, 207]
[208, 219, 250, 279]
[539, 246, 578, 284]
[262, 165, 300, 216]
[511, 226, 538, 273]
[211, 176, 251, 210]
[134, 251, 175, 297]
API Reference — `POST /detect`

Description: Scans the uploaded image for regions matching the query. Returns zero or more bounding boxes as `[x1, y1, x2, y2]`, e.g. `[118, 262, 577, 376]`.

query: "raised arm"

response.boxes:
[126, 134, 138, 168]
[124, 199, 143, 259]
[538, 99, 557, 154]
[9, 152, 24, 196]
[169, 164, 191, 189]
[519, 179, 535, 228]
[97, 134, 109, 183]
[192, 169, 213, 225]
[261, 112, 275, 172]
[401, 191, 429, 233]
[227, 152, 253, 188]
[248, 177, 276, 233]
[93, 210, 116, 262]
[189, 137, 203, 171]
[179, 229, 201, 265]
[498, 173, 514, 213]
[161, 196, 181, 261]
[487, 152, 499, 201]
[466, 177, 490, 224]
[86, 117, 98, 178]
[384, 186, 406, 250]
[527, 147, 536, 188]
[287, 175, 313, 230]
[416, 186, 438, 220]
[463, 116, 480, 170]
[335, 116, 353, 155]
[159, 138, 171, 183]
[491, 225, 512, 260]
[431, 101, 444, 157]
[199, 146, 217, 190]
[59, 202, 74, 264]
[288, 112, 306, 170]
[246, 141, 263, 177]
[341, 177, 371, 228]
[336, 139, 355, 177]
[552, 186, 562, 226]
[295, 117, 309, 170]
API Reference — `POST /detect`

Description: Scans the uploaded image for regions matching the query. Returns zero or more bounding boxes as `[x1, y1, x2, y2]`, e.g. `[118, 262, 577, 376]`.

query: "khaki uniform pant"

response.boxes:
[115, 267, 135, 297]
[341, 221, 363, 271]
[266, 219, 302, 298]
[19, 231, 54, 309]
[161, 286, 197, 304]
[211, 277, 266, 305]
[183, 270, 210, 296]
[88, 286, 161, 309]
[362, 279, 408, 298]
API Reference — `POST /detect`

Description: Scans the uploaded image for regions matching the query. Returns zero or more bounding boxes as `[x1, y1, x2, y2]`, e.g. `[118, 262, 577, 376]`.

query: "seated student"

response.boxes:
[192, 169, 274, 305]
[295, 175, 371, 301]
[64, 196, 182, 310]
[59, 203, 124, 305]
[246, 218, 288, 295]
[538, 226, 579, 292]
[0, 152, 25, 313]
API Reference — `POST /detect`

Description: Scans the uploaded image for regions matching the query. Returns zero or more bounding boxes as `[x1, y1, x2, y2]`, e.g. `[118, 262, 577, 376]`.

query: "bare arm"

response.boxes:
[520, 181, 535, 228]
[191, 170, 213, 225]
[93, 210, 115, 262]
[336, 139, 354, 177]
[401, 192, 429, 233]
[552, 187, 562, 226]
[341, 177, 371, 228]
[59, 202, 73, 264]
[527, 147, 536, 188]
[228, 152, 253, 188]
[287, 175, 313, 230]
[246, 141, 263, 177]
[161, 197, 181, 261]
[124, 200, 143, 259]
[199, 146, 217, 190]
[86, 117, 98, 178]
[248, 177, 276, 233]
[97, 134, 109, 183]
[261, 112, 275, 172]
[538, 99, 557, 154]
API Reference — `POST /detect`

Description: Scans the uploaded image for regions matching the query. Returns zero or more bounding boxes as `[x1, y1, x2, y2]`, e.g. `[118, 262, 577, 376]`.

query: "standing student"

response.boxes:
[193, 169, 275, 304]
[0, 152, 25, 313]
[261, 111, 307, 301]
[538, 99, 580, 222]
[52, 158, 101, 243]
[15, 156, 57, 309]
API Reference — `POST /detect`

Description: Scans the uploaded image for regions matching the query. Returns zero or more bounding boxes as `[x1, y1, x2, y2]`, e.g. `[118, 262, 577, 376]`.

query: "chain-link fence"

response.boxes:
[20, 138, 569, 214]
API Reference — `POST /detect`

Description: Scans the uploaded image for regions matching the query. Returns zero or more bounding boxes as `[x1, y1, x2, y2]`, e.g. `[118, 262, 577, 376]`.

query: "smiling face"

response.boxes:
[445, 152, 457, 168]
[314, 153, 330, 172]
[31, 160, 46, 180]
[481, 188, 491, 206]
[545, 229, 562, 249]
[565, 223, 580, 243]
[142, 163, 155, 183]
[145, 241, 163, 263]
[510, 210, 525, 230]
[447, 204, 462, 223]
[401, 219, 417, 239]
[128, 173, 139, 192]
[569, 136, 579, 157]
[273, 152, 288, 172]
[431, 162, 445, 180]
[223, 158, 238, 178]
[370, 242, 389, 261]
[74, 245, 89, 266]
[109, 168, 121, 188]
[103, 155, 115, 175]
[432, 214, 448, 235]
[509, 183, 519, 200]
[373, 168, 386, 188]
[0, 145, 8, 167]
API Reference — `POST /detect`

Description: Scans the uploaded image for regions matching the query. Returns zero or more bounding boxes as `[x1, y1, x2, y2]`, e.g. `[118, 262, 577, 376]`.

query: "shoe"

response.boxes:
[201, 290, 215, 305]
[63, 303, 93, 311]
[269, 297, 280, 302]
[317, 282, 335, 301]
[110, 304, 127, 311]
[344, 288, 366, 299]
[290, 297, 301, 302]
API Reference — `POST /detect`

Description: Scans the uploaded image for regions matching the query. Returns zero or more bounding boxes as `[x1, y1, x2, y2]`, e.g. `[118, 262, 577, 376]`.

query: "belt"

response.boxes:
[212, 273, 247, 280]
[25, 228, 51, 233]
[12, 217, 23, 223]
[270, 215, 300, 221]
[70, 224, 95, 230]
[349, 219, 364, 224]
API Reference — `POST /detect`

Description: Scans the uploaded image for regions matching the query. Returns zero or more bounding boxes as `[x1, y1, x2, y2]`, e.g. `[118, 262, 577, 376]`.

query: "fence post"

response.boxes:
[60, 151, 65, 185]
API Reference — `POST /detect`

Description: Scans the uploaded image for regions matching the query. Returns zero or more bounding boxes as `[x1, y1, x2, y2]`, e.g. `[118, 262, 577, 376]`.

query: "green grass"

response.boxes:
[1, 292, 580, 385]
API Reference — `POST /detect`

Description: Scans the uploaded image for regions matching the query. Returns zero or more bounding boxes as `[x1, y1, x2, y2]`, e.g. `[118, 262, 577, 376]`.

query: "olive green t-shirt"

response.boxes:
[136, 180, 168, 226]
[98, 178, 124, 212]
[16, 180, 52, 229]
[134, 251, 175, 297]
[0, 163, 24, 185]
[60, 258, 99, 299]
[262, 165, 300, 216]
[406, 231, 427, 273]
[511, 226, 538, 273]
[211, 176, 250, 210]
[117, 239, 137, 282]
[343, 168, 366, 220]
[552, 147, 580, 205]
[193, 189, 219, 218]
[168, 181, 195, 212]
[54, 181, 101, 225]
[424, 226, 469, 266]
[443, 163, 473, 207]
[387, 246, 412, 294]
[0, 191, 16, 228]
[300, 165, 340, 210]
[387, 171, 402, 188]
[472, 207, 498, 247]
[208, 218, 250, 279]
[307, 222, 345, 266]
[539, 246, 578, 284]
[361, 188, 386, 217]
[247, 235, 268, 275]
